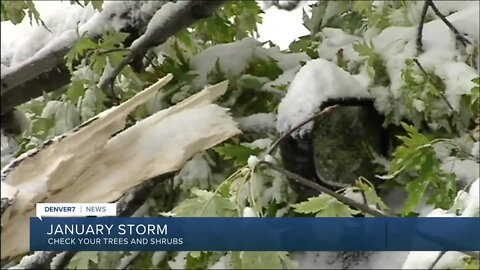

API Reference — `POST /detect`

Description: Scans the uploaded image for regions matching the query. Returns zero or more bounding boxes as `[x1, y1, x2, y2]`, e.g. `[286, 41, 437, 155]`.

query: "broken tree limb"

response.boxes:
[0, 75, 241, 258]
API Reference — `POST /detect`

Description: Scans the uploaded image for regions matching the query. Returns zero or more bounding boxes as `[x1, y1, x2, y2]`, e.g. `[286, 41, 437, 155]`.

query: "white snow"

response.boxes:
[151, 251, 167, 267]
[41, 101, 81, 135]
[174, 154, 212, 191]
[247, 155, 261, 169]
[1, 1, 166, 73]
[242, 138, 273, 150]
[236, 113, 277, 133]
[130, 1, 183, 51]
[190, 37, 309, 87]
[471, 142, 479, 160]
[243, 207, 257, 217]
[276, 58, 370, 137]
[440, 157, 480, 185]
[462, 178, 479, 217]
[401, 251, 468, 269]
[264, 154, 276, 164]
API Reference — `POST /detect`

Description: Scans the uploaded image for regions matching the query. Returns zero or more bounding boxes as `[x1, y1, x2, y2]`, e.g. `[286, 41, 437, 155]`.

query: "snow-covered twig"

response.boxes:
[9, 251, 58, 269]
[426, 0, 470, 47]
[98, 0, 225, 90]
[417, 0, 471, 54]
[266, 105, 339, 155]
[412, 59, 455, 112]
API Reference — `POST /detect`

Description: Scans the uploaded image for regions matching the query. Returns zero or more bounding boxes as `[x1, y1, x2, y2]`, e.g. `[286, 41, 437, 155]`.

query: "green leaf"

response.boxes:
[404, 177, 429, 214]
[170, 188, 237, 217]
[291, 194, 360, 217]
[67, 80, 87, 104]
[214, 143, 262, 166]
[66, 36, 98, 71]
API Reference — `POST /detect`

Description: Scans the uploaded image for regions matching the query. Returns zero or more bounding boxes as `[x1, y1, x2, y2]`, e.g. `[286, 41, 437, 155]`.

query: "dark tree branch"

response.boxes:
[266, 105, 339, 155]
[412, 58, 455, 112]
[98, 0, 225, 90]
[417, 0, 429, 53]
[1, 64, 71, 115]
[260, 161, 388, 217]
[427, 0, 470, 47]
[417, 0, 471, 54]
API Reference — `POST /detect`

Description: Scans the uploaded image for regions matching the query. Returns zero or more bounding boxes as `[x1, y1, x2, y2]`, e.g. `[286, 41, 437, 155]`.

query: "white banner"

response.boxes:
[36, 203, 117, 219]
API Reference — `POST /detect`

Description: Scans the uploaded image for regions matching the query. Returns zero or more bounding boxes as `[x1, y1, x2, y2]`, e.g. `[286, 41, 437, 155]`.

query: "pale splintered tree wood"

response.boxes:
[0, 75, 241, 258]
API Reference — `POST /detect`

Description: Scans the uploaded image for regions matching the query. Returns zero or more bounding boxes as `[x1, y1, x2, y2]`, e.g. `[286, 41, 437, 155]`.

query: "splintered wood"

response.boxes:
[0, 75, 241, 258]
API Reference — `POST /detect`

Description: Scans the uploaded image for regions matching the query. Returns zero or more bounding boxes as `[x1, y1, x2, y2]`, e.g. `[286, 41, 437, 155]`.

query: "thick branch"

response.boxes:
[1, 64, 71, 115]
[98, 0, 225, 90]
[1, 1, 222, 115]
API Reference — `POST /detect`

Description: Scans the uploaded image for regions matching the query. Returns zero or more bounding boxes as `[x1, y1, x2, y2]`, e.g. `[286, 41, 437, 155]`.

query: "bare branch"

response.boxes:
[426, 0, 470, 47]
[266, 105, 339, 155]
[417, 0, 430, 53]
[260, 161, 388, 217]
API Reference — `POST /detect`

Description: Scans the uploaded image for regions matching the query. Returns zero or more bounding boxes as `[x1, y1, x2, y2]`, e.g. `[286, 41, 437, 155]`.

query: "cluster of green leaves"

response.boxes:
[382, 123, 457, 214]
[66, 31, 130, 75]
[0, 0, 43, 25]
[193, 1, 262, 44]
[353, 41, 390, 86]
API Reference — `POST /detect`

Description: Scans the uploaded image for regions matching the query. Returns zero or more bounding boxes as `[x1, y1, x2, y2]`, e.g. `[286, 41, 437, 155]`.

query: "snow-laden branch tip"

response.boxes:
[98, 0, 225, 90]
[0, 76, 241, 259]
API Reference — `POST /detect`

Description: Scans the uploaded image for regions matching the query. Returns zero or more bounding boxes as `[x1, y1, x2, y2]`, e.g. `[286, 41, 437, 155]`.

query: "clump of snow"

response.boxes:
[41, 101, 81, 135]
[294, 251, 408, 269]
[276, 58, 370, 137]
[152, 251, 167, 266]
[440, 157, 479, 185]
[262, 66, 300, 93]
[130, 1, 184, 51]
[243, 207, 257, 217]
[1, 2, 94, 67]
[317, 28, 362, 63]
[209, 254, 231, 269]
[1, 1, 166, 72]
[242, 138, 273, 150]
[174, 154, 212, 191]
[190, 37, 309, 87]
[471, 142, 479, 160]
[401, 251, 467, 269]
[247, 155, 261, 169]
[264, 154, 276, 164]
[236, 113, 277, 133]
[462, 178, 479, 217]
